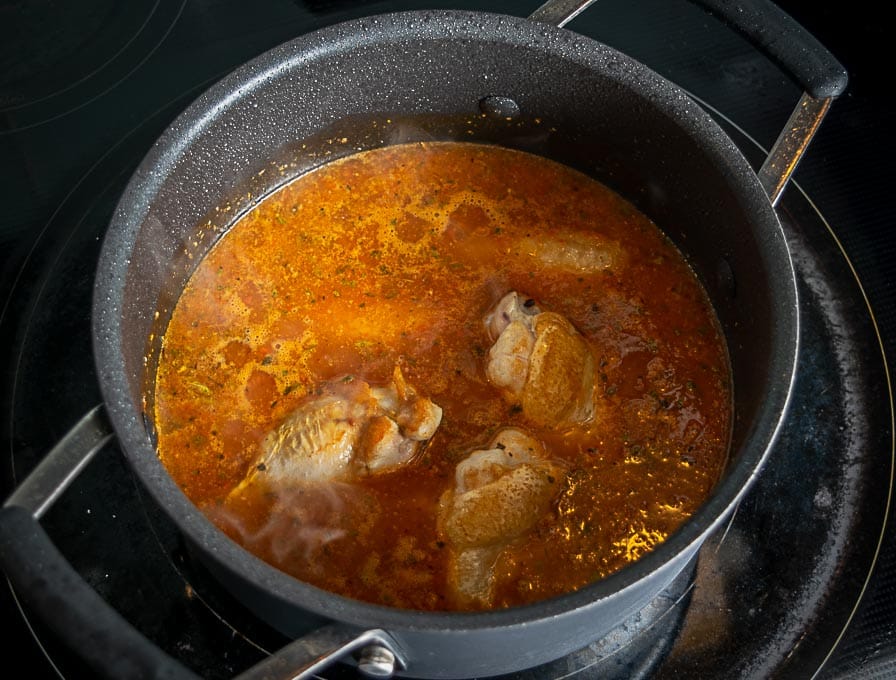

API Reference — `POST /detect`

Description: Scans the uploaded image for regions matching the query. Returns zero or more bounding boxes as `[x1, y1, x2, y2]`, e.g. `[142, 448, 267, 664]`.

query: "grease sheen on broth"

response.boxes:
[153, 141, 732, 611]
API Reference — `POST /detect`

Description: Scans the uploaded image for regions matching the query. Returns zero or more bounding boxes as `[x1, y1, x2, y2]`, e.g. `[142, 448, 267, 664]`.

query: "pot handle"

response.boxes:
[684, 0, 847, 100]
[233, 625, 408, 680]
[0, 405, 199, 679]
[0, 405, 408, 680]
[0, 504, 203, 679]
[531, 0, 848, 205]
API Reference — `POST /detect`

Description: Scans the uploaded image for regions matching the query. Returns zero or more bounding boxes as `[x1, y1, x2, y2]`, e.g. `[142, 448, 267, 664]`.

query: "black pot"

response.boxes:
[0, 2, 846, 678]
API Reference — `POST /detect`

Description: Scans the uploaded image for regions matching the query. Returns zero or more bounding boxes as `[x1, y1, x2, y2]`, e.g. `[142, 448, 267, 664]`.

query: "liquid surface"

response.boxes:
[154, 142, 731, 611]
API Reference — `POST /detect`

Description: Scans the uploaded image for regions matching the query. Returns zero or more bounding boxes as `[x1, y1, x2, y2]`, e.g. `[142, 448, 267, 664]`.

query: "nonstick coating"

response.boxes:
[92, 10, 797, 677]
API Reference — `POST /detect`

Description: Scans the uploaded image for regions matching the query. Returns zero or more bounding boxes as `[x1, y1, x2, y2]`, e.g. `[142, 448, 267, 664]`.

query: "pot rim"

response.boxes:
[93, 8, 799, 633]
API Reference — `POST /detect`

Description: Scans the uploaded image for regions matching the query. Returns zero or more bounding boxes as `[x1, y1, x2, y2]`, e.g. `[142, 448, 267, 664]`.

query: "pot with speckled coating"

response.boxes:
[1, 3, 847, 678]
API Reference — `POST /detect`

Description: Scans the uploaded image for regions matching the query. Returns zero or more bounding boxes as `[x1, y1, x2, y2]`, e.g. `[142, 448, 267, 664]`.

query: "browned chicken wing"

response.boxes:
[228, 366, 442, 500]
[437, 428, 566, 607]
[485, 291, 595, 428]
[516, 233, 623, 273]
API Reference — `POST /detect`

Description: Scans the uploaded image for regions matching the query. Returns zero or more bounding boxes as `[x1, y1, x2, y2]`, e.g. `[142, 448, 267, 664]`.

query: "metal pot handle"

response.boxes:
[0, 406, 201, 679]
[532, 0, 848, 205]
[0, 406, 406, 679]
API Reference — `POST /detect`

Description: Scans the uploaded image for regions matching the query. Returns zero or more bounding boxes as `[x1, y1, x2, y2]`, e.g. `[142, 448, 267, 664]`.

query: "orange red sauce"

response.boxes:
[153, 142, 731, 611]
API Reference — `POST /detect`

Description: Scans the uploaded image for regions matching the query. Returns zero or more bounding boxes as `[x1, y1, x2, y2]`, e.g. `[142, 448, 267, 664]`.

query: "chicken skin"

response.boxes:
[229, 366, 442, 499]
[517, 233, 623, 273]
[485, 292, 595, 428]
[437, 428, 566, 607]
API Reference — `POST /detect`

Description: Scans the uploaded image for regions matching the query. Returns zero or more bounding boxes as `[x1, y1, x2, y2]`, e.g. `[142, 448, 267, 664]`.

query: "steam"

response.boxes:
[208, 480, 379, 577]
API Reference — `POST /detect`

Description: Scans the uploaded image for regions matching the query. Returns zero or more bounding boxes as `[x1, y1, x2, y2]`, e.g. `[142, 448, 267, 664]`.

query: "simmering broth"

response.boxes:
[153, 141, 731, 611]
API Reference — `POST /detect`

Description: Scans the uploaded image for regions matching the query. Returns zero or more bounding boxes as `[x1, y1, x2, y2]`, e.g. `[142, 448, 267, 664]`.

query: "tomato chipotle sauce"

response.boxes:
[153, 142, 732, 611]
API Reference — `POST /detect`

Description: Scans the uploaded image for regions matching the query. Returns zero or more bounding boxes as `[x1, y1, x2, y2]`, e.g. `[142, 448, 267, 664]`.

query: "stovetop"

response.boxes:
[1, 1, 893, 678]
